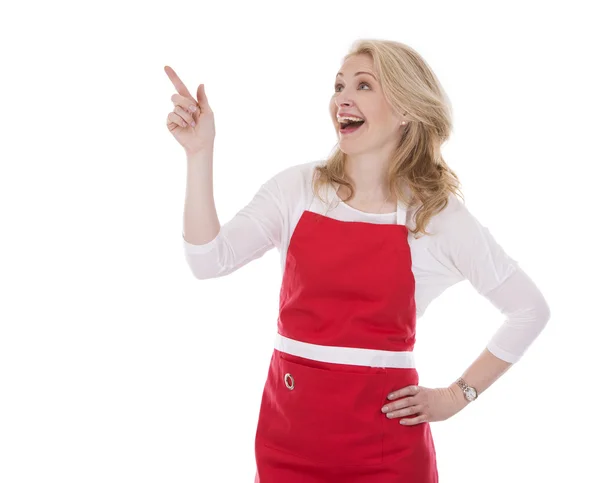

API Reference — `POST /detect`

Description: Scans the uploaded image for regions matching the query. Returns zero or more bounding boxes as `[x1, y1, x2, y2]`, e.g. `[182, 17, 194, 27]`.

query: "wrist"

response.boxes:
[186, 149, 214, 163]
[450, 377, 479, 404]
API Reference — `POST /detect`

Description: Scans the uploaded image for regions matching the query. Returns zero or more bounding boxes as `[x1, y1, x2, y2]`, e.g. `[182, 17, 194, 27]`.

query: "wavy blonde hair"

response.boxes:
[312, 39, 464, 239]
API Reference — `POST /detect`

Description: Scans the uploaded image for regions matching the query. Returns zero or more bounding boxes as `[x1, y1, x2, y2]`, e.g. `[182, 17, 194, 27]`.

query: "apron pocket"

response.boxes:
[256, 351, 387, 467]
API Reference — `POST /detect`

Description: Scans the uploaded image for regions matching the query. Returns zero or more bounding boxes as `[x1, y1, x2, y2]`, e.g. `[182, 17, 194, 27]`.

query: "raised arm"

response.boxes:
[164, 65, 286, 280]
[183, 151, 220, 246]
[182, 157, 285, 280]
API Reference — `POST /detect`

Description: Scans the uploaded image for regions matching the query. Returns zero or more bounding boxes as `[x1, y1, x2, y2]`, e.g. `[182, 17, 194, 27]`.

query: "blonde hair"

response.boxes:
[312, 39, 464, 239]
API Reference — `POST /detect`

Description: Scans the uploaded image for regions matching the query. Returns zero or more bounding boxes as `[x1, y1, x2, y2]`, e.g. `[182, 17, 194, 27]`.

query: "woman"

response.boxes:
[166, 39, 551, 482]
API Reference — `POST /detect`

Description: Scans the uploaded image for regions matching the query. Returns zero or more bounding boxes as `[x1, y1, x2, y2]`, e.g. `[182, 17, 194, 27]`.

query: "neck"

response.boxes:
[342, 156, 391, 201]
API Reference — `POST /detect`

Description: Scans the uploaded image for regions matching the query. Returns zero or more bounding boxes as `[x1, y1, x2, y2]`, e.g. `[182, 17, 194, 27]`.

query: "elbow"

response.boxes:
[535, 295, 552, 331]
[188, 268, 215, 280]
[185, 262, 222, 280]
[184, 255, 230, 280]
[183, 242, 223, 280]
[521, 278, 552, 334]
[541, 301, 551, 326]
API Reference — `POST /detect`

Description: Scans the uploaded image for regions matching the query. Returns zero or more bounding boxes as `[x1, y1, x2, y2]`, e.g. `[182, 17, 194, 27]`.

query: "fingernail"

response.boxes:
[382, 406, 389, 413]
[388, 393, 394, 399]
[190, 105, 197, 112]
[191, 121, 196, 127]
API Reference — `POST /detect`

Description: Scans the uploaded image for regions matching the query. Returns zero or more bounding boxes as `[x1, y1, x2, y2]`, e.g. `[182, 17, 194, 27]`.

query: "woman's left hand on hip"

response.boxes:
[380, 385, 467, 425]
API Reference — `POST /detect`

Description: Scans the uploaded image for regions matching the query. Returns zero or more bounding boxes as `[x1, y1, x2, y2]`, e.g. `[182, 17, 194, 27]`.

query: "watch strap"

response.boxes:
[456, 377, 469, 391]
[455, 377, 478, 401]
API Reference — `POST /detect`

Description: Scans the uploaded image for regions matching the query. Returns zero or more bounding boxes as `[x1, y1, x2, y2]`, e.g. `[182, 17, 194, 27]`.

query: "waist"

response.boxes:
[274, 333, 415, 368]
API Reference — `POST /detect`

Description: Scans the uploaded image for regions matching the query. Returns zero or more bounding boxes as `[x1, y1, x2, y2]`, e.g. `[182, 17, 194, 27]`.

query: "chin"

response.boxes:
[338, 143, 369, 157]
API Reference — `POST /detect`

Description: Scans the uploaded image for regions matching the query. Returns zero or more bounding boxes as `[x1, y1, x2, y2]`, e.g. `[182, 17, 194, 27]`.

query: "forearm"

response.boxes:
[447, 347, 513, 404]
[183, 150, 220, 245]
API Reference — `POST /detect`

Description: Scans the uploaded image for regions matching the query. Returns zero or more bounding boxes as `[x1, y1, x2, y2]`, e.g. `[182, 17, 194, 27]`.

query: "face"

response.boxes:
[330, 54, 407, 157]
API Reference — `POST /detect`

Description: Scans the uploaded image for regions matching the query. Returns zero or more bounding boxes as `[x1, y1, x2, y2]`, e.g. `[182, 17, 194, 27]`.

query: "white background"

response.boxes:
[1, 0, 598, 481]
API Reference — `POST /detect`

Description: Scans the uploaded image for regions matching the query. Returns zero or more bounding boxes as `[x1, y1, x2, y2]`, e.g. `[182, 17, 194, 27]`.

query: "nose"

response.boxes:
[335, 96, 355, 109]
[335, 90, 357, 109]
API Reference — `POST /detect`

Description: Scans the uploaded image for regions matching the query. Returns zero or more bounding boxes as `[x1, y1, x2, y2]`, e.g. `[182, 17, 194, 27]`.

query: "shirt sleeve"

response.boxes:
[182, 172, 285, 279]
[482, 267, 551, 363]
[426, 196, 551, 363]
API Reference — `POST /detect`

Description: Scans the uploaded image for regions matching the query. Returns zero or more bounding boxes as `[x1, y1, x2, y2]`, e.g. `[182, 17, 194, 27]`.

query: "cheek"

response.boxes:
[370, 112, 397, 132]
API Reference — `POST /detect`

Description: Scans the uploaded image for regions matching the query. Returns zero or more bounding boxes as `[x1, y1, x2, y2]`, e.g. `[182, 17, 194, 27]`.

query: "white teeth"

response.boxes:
[337, 115, 364, 123]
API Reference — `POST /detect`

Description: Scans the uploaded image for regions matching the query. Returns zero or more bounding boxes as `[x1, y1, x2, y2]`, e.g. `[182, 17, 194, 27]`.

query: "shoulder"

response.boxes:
[421, 192, 481, 240]
[270, 159, 323, 184]
[423, 193, 519, 293]
[422, 193, 497, 259]
[255, 160, 324, 213]
[266, 159, 324, 194]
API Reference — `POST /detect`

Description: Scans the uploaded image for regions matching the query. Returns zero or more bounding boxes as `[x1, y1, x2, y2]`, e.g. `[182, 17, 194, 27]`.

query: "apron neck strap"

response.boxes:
[328, 182, 407, 226]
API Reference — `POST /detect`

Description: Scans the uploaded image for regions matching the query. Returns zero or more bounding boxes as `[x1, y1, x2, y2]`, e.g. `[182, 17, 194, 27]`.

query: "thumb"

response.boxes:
[196, 83, 210, 110]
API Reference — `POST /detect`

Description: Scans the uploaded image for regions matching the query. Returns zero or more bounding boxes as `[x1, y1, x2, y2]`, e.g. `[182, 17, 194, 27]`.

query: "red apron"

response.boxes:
[254, 190, 438, 482]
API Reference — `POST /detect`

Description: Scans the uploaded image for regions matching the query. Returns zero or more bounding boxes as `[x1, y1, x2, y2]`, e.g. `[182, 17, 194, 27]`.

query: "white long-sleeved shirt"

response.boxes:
[182, 160, 550, 363]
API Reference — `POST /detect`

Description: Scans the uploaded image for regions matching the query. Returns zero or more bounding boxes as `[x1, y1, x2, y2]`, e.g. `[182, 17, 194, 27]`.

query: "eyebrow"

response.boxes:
[336, 71, 377, 80]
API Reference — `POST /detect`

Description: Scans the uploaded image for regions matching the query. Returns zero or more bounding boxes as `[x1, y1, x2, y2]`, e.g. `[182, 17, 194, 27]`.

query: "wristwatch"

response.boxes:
[455, 377, 478, 402]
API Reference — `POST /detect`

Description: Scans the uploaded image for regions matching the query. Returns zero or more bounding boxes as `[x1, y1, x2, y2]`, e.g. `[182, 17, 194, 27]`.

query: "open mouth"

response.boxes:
[339, 119, 365, 135]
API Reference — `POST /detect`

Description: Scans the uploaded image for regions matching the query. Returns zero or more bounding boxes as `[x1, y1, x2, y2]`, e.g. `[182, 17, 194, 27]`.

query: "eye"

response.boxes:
[334, 81, 371, 93]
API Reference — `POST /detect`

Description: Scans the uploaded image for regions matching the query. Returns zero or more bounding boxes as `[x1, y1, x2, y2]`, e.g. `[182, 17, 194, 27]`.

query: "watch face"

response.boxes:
[465, 387, 477, 401]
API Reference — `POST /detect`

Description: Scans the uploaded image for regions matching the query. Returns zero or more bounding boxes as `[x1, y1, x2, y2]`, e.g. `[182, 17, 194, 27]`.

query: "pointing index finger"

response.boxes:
[164, 65, 195, 101]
